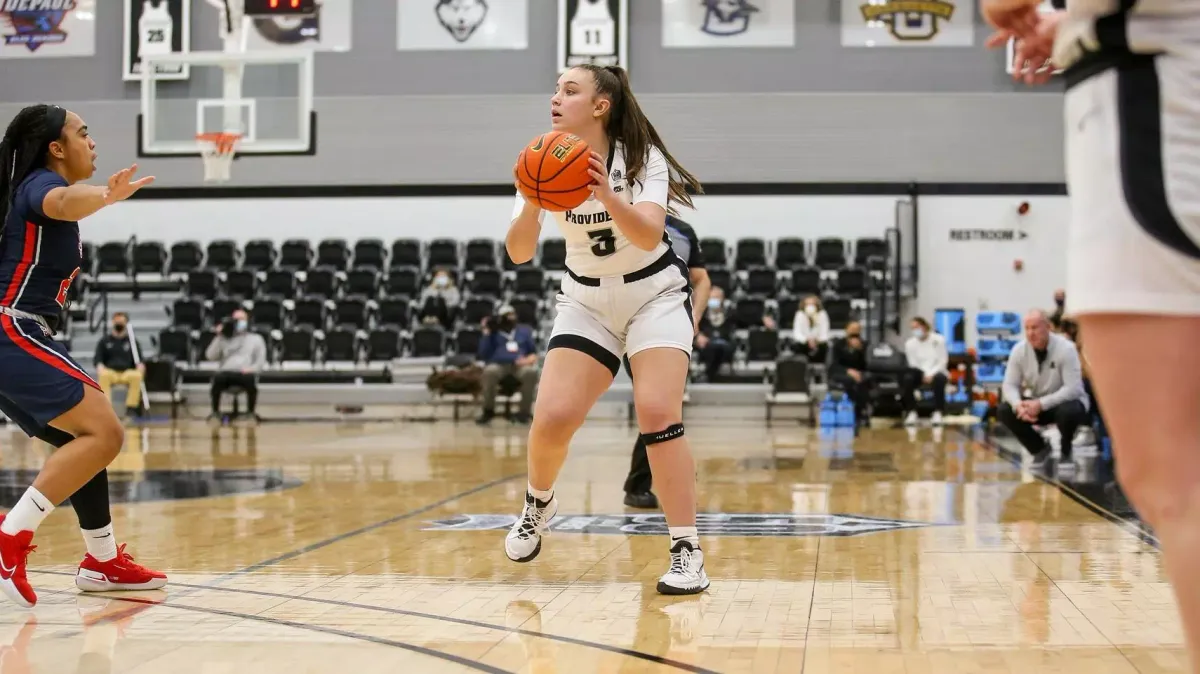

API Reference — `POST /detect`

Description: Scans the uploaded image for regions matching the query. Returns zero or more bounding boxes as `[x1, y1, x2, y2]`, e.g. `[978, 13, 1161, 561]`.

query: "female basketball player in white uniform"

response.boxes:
[986, 0, 1200, 666]
[504, 64, 709, 595]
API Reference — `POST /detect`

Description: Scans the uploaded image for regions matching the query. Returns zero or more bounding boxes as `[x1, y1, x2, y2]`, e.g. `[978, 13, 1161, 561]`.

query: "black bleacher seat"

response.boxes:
[462, 296, 496, 326]
[746, 327, 779, 361]
[185, 270, 220, 300]
[514, 268, 544, 295]
[427, 238, 460, 270]
[700, 238, 728, 267]
[210, 297, 243, 323]
[377, 295, 413, 329]
[833, 267, 868, 298]
[195, 330, 216, 362]
[262, 269, 297, 298]
[390, 239, 422, 270]
[133, 241, 167, 275]
[464, 238, 497, 270]
[367, 326, 402, 362]
[156, 326, 192, 363]
[251, 325, 277, 364]
[510, 294, 540, 326]
[540, 239, 566, 271]
[205, 240, 240, 272]
[317, 239, 352, 271]
[243, 239, 277, 271]
[824, 297, 854, 330]
[96, 241, 130, 275]
[280, 326, 316, 363]
[502, 248, 527, 271]
[292, 296, 329, 330]
[303, 266, 339, 300]
[224, 269, 257, 300]
[774, 238, 807, 270]
[344, 266, 381, 298]
[732, 296, 767, 329]
[469, 267, 503, 296]
[334, 295, 371, 329]
[251, 296, 285, 331]
[744, 267, 777, 296]
[777, 296, 800, 330]
[171, 297, 205, 330]
[384, 265, 420, 297]
[855, 237, 889, 269]
[814, 238, 847, 270]
[735, 238, 767, 269]
[167, 241, 202, 275]
[789, 266, 822, 297]
[454, 327, 482, 356]
[279, 239, 314, 271]
[708, 266, 733, 295]
[81, 242, 96, 276]
[353, 239, 387, 271]
[323, 326, 361, 362]
[410, 324, 445, 357]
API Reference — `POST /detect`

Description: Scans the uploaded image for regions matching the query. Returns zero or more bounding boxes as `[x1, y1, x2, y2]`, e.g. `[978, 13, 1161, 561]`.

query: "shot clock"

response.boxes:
[243, 0, 317, 16]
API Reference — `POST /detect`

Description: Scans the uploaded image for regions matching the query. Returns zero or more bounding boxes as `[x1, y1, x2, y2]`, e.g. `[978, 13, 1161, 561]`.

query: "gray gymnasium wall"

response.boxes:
[0, 1, 1066, 187]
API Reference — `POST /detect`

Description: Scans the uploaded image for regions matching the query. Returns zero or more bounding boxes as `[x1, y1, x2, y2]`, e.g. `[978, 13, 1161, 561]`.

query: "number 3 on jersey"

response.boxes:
[56, 267, 80, 308]
[588, 228, 616, 257]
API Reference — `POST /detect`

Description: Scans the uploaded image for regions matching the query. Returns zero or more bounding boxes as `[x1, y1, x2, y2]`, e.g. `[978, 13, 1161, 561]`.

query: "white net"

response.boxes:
[198, 133, 241, 183]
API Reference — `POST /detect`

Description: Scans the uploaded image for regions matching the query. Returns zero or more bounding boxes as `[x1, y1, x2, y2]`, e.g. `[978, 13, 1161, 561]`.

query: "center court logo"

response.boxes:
[423, 512, 944, 537]
[860, 0, 955, 41]
[1, 0, 76, 51]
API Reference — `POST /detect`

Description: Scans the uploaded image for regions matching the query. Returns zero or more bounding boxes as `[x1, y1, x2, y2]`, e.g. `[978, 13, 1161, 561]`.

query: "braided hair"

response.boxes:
[0, 104, 67, 229]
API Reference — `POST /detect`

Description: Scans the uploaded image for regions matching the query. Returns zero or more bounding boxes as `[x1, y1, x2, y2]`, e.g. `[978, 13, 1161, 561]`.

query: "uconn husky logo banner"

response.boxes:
[397, 0, 528, 51]
[558, 0, 627, 72]
[841, 0, 974, 47]
[0, 0, 95, 58]
[662, 0, 795, 48]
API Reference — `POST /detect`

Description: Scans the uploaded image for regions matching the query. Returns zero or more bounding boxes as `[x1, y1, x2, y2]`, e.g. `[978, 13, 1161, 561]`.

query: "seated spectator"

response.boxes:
[999, 309, 1090, 467]
[94, 312, 145, 419]
[828, 321, 871, 424]
[419, 267, 460, 329]
[792, 295, 830, 363]
[205, 309, 268, 422]
[476, 304, 539, 425]
[902, 316, 948, 426]
[695, 286, 736, 382]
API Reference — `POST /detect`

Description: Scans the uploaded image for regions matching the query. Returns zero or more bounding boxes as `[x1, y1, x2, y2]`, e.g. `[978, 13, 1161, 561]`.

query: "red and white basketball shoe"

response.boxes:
[75, 544, 167, 592]
[0, 515, 37, 608]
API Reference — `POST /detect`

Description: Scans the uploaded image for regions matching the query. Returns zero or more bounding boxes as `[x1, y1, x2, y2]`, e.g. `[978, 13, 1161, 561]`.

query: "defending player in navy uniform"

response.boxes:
[622, 215, 711, 510]
[985, 0, 1200, 666]
[505, 65, 711, 594]
[0, 104, 166, 608]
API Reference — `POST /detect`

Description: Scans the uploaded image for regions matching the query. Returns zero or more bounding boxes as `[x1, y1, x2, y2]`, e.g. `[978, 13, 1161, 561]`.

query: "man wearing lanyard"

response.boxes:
[476, 304, 540, 425]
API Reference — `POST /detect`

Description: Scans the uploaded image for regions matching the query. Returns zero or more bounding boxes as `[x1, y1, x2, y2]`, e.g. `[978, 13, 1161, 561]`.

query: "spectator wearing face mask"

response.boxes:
[419, 268, 461, 329]
[901, 316, 949, 426]
[695, 286, 736, 382]
[829, 321, 870, 424]
[94, 311, 145, 419]
[205, 309, 268, 421]
[792, 295, 830, 363]
[476, 304, 539, 425]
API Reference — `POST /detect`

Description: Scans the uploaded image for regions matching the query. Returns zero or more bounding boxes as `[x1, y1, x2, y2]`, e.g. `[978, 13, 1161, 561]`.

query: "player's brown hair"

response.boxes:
[579, 65, 703, 215]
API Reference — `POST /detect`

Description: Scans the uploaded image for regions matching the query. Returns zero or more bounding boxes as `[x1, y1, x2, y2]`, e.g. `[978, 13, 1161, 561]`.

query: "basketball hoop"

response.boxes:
[196, 132, 241, 183]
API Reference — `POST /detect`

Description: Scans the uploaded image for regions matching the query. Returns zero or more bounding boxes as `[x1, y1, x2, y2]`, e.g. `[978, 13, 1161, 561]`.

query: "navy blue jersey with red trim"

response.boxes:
[0, 169, 82, 319]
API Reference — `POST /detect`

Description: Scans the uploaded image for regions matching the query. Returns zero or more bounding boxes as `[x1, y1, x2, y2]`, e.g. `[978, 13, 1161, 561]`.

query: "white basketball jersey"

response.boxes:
[512, 143, 670, 278]
[138, 0, 173, 57]
[1054, 0, 1200, 68]
[570, 0, 616, 56]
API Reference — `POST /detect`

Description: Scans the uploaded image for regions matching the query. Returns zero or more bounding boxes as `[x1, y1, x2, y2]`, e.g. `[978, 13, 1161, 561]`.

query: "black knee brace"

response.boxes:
[37, 426, 75, 448]
[640, 423, 685, 446]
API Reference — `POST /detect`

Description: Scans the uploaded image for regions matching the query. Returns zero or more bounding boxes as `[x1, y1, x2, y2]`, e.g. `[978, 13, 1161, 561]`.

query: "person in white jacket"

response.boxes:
[792, 295, 830, 363]
[902, 316, 948, 426]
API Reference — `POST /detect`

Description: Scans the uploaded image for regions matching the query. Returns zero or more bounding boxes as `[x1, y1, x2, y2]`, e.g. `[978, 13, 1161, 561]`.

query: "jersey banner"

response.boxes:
[661, 0, 795, 48]
[1005, 1, 1062, 75]
[397, 0, 528, 51]
[558, 0, 628, 73]
[244, 0, 352, 52]
[0, 0, 96, 59]
[841, 0, 974, 47]
[123, 0, 190, 81]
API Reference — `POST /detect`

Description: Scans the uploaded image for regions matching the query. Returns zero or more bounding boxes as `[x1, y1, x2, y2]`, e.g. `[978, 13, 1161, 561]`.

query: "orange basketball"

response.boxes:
[516, 131, 594, 212]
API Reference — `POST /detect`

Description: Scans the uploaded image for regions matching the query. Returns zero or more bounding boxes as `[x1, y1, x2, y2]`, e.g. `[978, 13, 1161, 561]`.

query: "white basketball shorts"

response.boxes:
[1065, 53, 1200, 317]
[547, 250, 693, 376]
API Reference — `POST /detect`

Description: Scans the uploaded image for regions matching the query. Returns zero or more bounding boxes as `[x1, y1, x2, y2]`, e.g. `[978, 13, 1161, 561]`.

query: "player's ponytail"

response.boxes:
[583, 65, 703, 214]
[0, 104, 64, 228]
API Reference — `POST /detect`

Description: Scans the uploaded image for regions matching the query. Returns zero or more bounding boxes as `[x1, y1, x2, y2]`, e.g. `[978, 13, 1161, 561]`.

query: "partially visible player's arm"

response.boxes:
[689, 268, 711, 333]
[40, 164, 153, 222]
[507, 195, 544, 265]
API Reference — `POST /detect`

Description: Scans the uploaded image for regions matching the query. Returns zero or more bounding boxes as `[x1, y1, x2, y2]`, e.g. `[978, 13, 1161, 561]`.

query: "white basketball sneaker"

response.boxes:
[505, 491, 558, 563]
[657, 540, 710, 595]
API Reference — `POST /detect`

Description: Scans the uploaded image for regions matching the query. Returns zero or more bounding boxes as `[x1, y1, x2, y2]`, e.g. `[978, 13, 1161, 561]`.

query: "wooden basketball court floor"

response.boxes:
[0, 418, 1180, 673]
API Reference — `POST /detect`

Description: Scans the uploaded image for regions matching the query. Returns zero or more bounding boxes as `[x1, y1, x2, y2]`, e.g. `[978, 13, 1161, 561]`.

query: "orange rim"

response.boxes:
[196, 132, 242, 154]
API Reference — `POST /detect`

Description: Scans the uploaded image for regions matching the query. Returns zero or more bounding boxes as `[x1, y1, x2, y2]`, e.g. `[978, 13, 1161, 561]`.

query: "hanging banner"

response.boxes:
[397, 0, 528, 51]
[841, 0, 974, 48]
[557, 0, 628, 72]
[1005, 1, 1062, 76]
[244, 0, 352, 52]
[123, 0, 191, 81]
[0, 0, 96, 59]
[662, 0, 795, 48]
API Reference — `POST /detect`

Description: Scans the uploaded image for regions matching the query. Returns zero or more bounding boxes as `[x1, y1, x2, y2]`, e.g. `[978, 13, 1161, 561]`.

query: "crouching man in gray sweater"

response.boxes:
[999, 309, 1090, 467]
[205, 309, 268, 420]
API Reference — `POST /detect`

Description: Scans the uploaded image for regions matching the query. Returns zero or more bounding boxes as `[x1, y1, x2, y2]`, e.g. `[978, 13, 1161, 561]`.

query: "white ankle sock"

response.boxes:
[1, 487, 53, 535]
[82, 523, 117, 562]
[669, 526, 699, 547]
[527, 483, 554, 502]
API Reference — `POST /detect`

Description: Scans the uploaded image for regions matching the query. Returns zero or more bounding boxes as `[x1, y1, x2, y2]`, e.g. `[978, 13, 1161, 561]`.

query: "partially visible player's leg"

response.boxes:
[621, 356, 657, 509]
